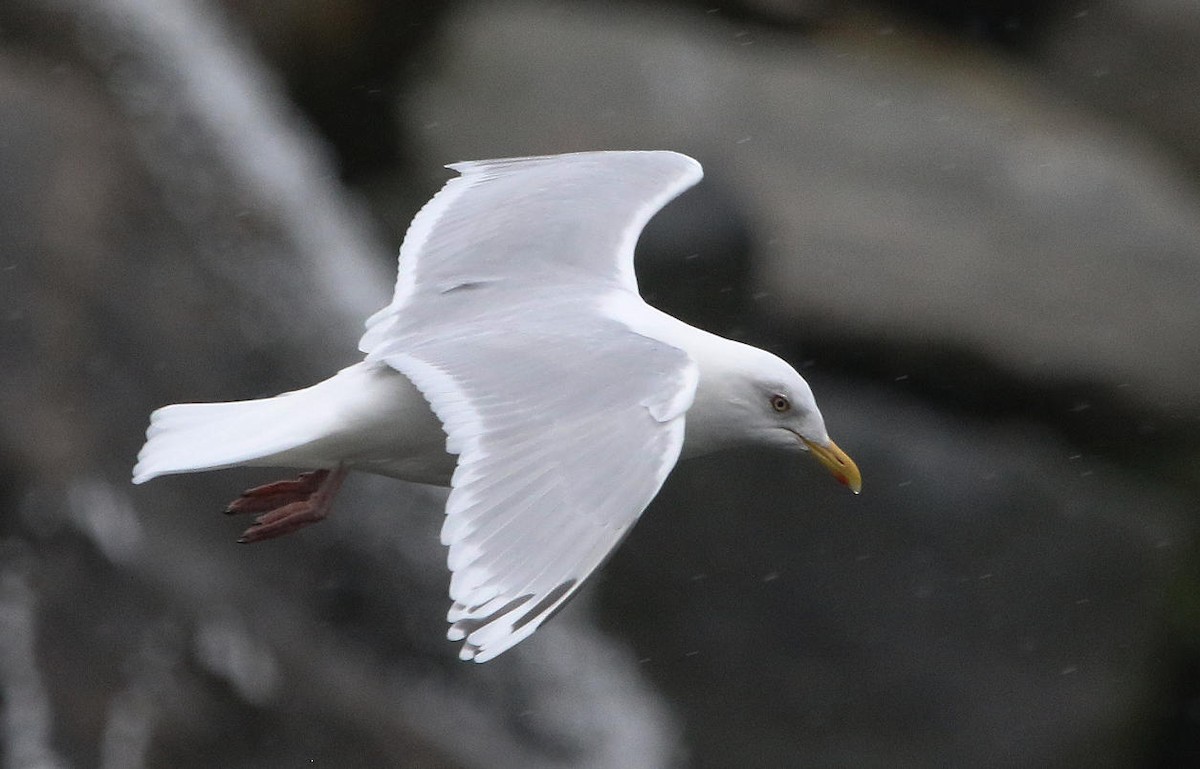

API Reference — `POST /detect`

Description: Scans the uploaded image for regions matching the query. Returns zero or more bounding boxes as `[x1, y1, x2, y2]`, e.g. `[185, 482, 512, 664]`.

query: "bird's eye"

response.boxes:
[770, 394, 791, 413]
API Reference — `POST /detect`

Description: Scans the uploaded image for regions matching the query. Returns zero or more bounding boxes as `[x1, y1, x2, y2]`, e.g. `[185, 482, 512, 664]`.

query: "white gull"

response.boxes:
[133, 150, 861, 662]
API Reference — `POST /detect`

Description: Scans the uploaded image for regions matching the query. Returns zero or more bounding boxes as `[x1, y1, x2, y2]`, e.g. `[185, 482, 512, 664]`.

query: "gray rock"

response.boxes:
[3, 0, 1197, 765]
[0, 0, 682, 766]
[1038, 1, 1200, 172]
[604, 375, 1193, 768]
[403, 0, 1200, 416]
[396, 1, 1200, 765]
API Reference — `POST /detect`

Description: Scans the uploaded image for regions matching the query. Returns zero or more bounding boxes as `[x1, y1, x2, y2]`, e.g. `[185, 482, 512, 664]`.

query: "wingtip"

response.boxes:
[446, 150, 703, 179]
[661, 149, 703, 178]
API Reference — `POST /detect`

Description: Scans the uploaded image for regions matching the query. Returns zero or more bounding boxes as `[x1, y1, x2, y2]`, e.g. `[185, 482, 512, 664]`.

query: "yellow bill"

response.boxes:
[802, 437, 862, 494]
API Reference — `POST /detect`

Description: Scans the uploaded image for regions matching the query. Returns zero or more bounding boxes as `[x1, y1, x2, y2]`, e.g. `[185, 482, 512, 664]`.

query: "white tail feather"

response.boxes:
[133, 362, 449, 486]
[132, 390, 330, 484]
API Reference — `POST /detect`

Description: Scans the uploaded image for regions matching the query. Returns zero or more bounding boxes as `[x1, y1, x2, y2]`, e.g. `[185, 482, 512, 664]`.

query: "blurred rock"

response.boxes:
[604, 374, 1193, 768]
[0, 0, 681, 767]
[3, 0, 1199, 766]
[214, 0, 453, 181]
[395, 1, 1200, 766]
[402, 0, 1200, 423]
[697, 0, 834, 27]
[1038, 1, 1200, 173]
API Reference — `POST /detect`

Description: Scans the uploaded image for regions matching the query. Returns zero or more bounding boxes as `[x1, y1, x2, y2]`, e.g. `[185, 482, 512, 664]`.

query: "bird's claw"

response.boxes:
[225, 467, 347, 543]
[237, 501, 327, 543]
[224, 470, 329, 514]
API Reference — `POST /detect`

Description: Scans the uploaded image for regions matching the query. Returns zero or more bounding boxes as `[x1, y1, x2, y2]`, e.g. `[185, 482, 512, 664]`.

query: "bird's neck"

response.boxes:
[603, 292, 763, 458]
[627, 304, 760, 459]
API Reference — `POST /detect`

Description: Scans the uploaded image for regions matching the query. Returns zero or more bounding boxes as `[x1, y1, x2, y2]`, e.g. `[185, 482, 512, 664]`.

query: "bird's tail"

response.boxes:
[132, 390, 327, 484]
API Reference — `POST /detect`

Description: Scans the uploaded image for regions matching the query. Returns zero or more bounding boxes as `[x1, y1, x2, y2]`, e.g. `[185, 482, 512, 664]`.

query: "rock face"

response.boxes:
[405, 1, 1200, 415]
[0, 1, 679, 768]
[1038, 0, 1200, 173]
[2, 0, 1198, 767]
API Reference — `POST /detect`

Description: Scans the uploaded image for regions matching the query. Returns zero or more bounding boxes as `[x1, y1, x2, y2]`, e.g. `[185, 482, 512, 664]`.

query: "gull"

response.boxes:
[132, 150, 861, 662]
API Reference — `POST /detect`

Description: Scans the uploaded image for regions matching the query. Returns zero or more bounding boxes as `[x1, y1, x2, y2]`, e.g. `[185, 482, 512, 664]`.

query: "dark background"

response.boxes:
[1, 1, 1198, 767]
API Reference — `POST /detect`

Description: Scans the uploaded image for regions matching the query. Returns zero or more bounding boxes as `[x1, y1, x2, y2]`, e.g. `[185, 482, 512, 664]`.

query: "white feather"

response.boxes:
[133, 362, 451, 485]
[132, 151, 847, 664]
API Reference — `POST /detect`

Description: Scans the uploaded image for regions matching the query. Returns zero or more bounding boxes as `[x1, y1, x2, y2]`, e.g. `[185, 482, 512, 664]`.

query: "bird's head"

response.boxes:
[726, 347, 862, 494]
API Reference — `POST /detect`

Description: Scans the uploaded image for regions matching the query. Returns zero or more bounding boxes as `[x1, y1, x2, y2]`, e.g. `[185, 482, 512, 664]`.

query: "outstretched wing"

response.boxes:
[361, 151, 703, 661]
[377, 313, 696, 661]
[359, 150, 702, 352]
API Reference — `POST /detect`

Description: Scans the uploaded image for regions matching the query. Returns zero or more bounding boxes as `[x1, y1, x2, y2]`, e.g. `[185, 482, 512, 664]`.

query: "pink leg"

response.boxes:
[225, 470, 330, 515]
[226, 466, 348, 544]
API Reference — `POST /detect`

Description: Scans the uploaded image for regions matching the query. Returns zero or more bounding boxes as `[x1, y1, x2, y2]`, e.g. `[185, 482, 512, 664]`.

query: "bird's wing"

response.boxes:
[359, 150, 703, 660]
[359, 150, 702, 353]
[373, 310, 698, 661]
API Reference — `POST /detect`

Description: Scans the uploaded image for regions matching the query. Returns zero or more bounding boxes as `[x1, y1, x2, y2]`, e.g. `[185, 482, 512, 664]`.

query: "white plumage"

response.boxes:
[134, 151, 860, 662]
